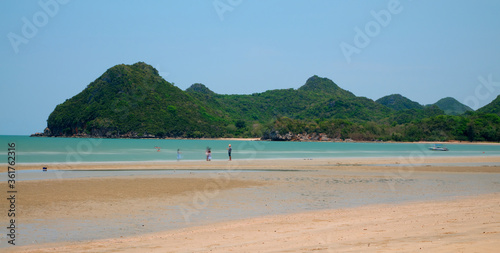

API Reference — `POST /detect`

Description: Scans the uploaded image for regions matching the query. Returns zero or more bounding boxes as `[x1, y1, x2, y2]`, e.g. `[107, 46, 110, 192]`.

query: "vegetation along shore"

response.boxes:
[32, 62, 500, 142]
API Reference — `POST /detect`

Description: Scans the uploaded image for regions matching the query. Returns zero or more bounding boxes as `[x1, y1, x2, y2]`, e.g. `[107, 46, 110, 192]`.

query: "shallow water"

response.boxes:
[2, 135, 500, 163]
[6, 169, 500, 247]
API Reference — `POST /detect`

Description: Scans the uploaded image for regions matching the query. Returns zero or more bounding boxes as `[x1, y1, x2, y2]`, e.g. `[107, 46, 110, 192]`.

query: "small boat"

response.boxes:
[428, 144, 449, 151]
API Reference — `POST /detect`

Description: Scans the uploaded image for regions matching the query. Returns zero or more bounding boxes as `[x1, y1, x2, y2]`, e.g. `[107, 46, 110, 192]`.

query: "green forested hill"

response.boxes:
[47, 62, 226, 138]
[433, 97, 473, 115]
[376, 94, 423, 111]
[188, 75, 390, 123]
[41, 62, 500, 141]
[297, 75, 355, 98]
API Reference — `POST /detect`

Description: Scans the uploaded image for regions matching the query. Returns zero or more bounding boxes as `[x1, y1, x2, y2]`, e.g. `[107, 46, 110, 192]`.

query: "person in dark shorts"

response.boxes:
[227, 144, 232, 161]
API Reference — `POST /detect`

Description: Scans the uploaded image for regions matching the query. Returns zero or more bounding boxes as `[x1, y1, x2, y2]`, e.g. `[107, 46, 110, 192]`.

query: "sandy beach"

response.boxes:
[12, 194, 500, 253]
[2, 157, 499, 252]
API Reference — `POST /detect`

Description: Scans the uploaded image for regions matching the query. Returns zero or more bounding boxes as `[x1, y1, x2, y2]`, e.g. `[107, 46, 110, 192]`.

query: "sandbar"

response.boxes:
[5, 155, 500, 172]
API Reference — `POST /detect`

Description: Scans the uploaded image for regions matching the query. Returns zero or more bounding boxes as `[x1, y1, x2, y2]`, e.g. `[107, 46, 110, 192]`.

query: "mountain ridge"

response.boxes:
[37, 62, 500, 142]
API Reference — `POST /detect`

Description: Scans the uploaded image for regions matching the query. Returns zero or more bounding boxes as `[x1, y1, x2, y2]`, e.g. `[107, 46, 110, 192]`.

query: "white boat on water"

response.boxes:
[429, 144, 449, 151]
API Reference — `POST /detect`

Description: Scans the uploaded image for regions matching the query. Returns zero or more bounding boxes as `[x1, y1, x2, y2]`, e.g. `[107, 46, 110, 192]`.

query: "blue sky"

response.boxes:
[1, 0, 499, 135]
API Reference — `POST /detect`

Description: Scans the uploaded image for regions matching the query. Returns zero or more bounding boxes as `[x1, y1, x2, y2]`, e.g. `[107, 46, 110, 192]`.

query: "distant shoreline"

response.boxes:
[27, 134, 262, 142]
[25, 134, 500, 145]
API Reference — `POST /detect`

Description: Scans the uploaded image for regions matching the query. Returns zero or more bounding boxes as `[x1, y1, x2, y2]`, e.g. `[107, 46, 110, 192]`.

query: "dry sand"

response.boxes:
[3, 157, 500, 252]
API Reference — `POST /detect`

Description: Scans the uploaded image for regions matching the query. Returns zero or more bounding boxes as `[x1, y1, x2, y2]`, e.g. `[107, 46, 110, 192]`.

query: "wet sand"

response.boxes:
[5, 155, 500, 172]
[14, 193, 500, 253]
[2, 157, 500, 252]
[7, 177, 265, 221]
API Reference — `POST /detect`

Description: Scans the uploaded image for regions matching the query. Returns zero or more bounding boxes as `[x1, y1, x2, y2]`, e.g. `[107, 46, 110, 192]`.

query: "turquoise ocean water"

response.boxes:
[1, 135, 500, 164]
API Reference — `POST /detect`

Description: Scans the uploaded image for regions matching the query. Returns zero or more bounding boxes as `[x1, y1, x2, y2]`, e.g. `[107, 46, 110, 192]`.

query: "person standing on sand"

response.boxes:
[227, 144, 232, 161]
[206, 147, 212, 161]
